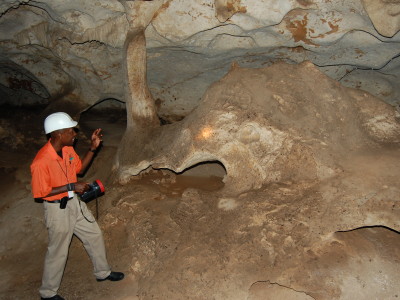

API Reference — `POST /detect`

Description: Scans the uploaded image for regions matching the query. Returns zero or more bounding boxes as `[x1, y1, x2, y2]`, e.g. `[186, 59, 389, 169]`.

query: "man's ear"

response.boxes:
[51, 129, 62, 140]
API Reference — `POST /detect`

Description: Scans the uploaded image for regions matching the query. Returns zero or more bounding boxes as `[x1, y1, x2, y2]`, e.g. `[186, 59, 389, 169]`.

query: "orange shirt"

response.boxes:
[31, 140, 82, 201]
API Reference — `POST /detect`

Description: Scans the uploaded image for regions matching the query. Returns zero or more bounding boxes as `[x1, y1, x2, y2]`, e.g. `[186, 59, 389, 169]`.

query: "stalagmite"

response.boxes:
[116, 29, 159, 183]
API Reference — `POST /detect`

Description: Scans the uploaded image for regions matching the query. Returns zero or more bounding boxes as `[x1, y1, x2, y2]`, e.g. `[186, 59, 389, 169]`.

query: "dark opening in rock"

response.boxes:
[134, 161, 226, 196]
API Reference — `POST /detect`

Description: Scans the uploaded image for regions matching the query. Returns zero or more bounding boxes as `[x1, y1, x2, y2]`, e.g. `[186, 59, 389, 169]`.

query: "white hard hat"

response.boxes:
[44, 112, 78, 134]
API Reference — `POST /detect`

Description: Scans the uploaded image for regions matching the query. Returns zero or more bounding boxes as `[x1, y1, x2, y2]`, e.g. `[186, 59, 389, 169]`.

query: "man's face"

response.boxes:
[60, 128, 77, 146]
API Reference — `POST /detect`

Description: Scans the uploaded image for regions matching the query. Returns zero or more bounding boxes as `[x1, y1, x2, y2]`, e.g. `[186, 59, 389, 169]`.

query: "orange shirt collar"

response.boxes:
[45, 139, 67, 162]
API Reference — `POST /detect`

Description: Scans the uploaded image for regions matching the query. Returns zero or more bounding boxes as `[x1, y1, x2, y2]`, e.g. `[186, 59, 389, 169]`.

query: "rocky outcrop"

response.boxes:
[99, 61, 400, 299]
[116, 61, 400, 195]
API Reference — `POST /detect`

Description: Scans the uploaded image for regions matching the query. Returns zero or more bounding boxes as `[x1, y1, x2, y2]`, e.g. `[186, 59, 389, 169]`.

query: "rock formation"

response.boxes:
[116, 60, 400, 194]
[0, 0, 399, 119]
[1, 1, 400, 299]
[100, 60, 400, 299]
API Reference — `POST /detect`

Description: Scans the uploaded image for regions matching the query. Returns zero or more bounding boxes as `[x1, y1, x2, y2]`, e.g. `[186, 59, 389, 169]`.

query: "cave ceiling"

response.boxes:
[0, 0, 399, 121]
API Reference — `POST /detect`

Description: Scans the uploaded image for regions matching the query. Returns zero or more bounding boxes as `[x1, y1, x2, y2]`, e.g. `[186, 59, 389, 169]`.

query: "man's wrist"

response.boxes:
[67, 183, 75, 191]
[89, 148, 97, 153]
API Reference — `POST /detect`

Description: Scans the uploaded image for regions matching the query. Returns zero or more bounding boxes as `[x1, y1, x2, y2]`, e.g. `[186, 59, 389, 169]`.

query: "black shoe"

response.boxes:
[41, 295, 64, 300]
[97, 271, 125, 282]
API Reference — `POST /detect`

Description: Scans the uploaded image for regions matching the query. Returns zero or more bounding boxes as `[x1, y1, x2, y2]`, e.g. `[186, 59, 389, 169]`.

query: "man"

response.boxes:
[31, 112, 124, 300]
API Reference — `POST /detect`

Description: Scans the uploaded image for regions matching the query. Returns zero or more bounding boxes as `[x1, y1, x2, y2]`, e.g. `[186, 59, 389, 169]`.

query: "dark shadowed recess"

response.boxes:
[79, 98, 127, 147]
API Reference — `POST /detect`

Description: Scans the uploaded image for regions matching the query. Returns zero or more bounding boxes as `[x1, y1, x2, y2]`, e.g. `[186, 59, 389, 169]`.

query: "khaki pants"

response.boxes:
[39, 195, 111, 298]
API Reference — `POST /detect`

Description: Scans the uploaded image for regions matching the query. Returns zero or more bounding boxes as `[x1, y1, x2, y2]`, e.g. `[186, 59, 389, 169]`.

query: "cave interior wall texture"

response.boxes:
[0, 0, 399, 120]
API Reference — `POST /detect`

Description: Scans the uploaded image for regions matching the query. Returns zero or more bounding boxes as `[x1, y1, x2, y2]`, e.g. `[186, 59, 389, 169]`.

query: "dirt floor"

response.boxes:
[1, 89, 400, 299]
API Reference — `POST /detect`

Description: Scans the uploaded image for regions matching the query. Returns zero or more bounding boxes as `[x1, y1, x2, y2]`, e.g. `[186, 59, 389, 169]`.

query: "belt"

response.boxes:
[43, 197, 73, 204]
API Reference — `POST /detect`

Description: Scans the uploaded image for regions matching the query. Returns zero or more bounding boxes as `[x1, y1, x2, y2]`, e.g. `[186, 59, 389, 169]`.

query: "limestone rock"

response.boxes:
[118, 61, 400, 195]
[0, 0, 399, 118]
[362, 0, 400, 37]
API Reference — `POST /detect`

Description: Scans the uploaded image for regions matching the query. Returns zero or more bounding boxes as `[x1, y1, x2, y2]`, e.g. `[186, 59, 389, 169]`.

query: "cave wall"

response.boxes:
[0, 0, 399, 121]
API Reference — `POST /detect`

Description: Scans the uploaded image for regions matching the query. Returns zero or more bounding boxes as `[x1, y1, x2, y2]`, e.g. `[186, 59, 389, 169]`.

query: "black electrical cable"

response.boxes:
[78, 197, 96, 223]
